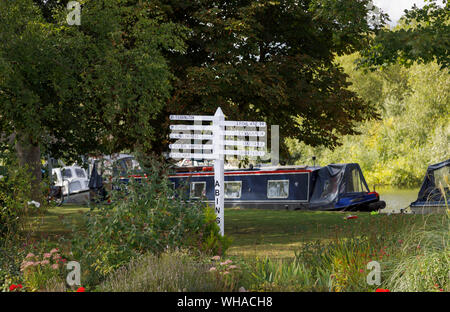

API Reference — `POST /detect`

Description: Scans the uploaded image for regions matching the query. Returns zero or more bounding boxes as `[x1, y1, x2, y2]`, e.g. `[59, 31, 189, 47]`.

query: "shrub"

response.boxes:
[20, 248, 67, 291]
[68, 159, 231, 286]
[0, 164, 32, 239]
[244, 257, 330, 292]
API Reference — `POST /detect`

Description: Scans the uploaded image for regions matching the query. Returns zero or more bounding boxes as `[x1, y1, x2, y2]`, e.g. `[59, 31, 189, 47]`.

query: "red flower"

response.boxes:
[17, 284, 22, 289]
[9, 285, 17, 291]
[76, 287, 85, 292]
[375, 288, 390, 292]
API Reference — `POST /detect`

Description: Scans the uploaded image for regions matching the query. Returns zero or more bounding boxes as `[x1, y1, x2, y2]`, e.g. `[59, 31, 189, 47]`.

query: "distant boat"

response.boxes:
[168, 163, 386, 212]
[410, 159, 449, 214]
[51, 165, 90, 204]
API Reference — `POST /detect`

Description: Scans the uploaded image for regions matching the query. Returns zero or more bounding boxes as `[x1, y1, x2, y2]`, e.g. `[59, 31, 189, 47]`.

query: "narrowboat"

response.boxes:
[410, 159, 449, 214]
[169, 163, 386, 212]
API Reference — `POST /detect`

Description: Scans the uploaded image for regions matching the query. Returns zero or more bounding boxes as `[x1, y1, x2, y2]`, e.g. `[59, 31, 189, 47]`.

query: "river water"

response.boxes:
[375, 186, 420, 213]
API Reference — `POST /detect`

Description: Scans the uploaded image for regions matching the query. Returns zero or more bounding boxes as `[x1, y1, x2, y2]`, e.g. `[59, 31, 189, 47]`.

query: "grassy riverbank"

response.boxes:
[28, 205, 444, 260]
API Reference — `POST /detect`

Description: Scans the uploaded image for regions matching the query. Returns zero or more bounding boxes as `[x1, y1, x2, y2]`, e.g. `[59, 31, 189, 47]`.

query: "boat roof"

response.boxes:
[172, 164, 321, 173]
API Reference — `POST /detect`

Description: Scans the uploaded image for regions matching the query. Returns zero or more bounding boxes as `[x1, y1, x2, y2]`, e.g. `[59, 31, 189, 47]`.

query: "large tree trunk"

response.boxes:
[15, 134, 43, 203]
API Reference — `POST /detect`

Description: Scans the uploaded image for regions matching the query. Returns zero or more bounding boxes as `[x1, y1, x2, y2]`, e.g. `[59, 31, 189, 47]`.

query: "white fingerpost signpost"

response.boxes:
[169, 107, 266, 236]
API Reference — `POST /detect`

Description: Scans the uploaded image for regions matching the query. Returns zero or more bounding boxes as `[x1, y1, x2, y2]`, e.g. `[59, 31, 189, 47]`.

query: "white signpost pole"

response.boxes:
[169, 108, 266, 237]
[213, 108, 225, 236]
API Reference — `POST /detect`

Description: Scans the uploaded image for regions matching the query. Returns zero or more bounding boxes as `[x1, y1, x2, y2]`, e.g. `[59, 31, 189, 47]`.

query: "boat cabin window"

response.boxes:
[225, 181, 242, 199]
[267, 180, 289, 198]
[69, 181, 82, 193]
[62, 168, 72, 179]
[75, 168, 86, 178]
[347, 169, 368, 193]
[190, 182, 206, 198]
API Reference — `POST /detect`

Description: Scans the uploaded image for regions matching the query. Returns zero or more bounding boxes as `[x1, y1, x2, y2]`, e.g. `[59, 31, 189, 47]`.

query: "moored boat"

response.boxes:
[410, 159, 449, 214]
[169, 162, 386, 212]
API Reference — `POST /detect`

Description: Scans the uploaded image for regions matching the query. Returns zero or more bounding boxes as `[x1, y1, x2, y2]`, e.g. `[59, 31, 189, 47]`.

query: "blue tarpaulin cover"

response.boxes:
[411, 159, 449, 205]
[309, 163, 370, 210]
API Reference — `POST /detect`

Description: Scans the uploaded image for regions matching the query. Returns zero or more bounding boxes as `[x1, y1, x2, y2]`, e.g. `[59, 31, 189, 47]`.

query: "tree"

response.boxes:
[359, 0, 450, 69]
[0, 0, 186, 200]
[146, 0, 388, 156]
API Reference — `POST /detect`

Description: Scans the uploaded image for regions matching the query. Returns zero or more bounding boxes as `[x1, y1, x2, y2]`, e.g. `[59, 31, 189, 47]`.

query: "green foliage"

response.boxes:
[287, 54, 449, 187]
[147, 0, 386, 155]
[98, 251, 241, 292]
[245, 257, 330, 291]
[0, 162, 33, 239]
[383, 214, 449, 292]
[68, 160, 231, 286]
[359, 0, 450, 69]
[0, 0, 187, 200]
[20, 249, 67, 292]
[201, 206, 233, 256]
[0, 243, 27, 292]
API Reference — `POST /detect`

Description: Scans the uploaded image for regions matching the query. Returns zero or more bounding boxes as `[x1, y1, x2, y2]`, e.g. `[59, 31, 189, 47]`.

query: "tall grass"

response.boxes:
[382, 186, 449, 292]
[243, 257, 330, 292]
[246, 212, 449, 292]
[98, 251, 240, 292]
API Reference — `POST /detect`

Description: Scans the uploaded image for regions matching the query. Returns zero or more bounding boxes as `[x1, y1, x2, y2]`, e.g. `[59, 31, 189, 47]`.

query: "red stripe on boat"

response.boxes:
[169, 169, 311, 177]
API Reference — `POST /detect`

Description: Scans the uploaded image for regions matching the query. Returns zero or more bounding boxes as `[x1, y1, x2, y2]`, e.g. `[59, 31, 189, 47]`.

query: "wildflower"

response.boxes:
[50, 248, 59, 254]
[211, 256, 220, 261]
[41, 260, 50, 265]
[76, 287, 85, 292]
[9, 284, 22, 291]
[222, 271, 230, 275]
[51, 264, 59, 270]
[43, 253, 51, 259]
[25, 253, 35, 259]
[20, 261, 34, 271]
[209, 267, 217, 272]
[398, 240, 403, 244]
[375, 288, 390, 292]
[359, 269, 364, 273]
[229, 265, 238, 270]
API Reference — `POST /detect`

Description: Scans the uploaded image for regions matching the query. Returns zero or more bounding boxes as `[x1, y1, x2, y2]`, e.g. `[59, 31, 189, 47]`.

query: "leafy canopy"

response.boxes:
[150, 0, 388, 154]
[359, 0, 450, 69]
[0, 0, 186, 162]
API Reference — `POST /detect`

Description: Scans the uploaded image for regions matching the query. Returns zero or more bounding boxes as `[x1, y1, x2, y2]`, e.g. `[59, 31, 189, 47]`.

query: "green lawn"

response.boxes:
[224, 208, 431, 259]
[27, 205, 436, 260]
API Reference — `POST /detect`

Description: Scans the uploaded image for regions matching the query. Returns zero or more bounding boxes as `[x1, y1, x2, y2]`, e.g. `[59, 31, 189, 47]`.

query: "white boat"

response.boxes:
[52, 165, 90, 204]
